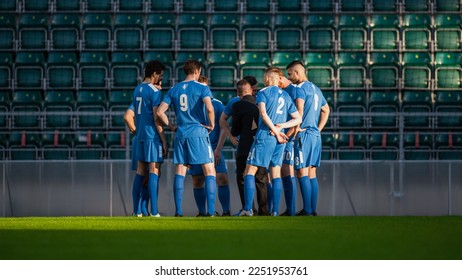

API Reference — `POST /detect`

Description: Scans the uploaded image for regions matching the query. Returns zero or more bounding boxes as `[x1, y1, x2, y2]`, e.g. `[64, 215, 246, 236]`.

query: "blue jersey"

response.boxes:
[163, 80, 213, 138]
[255, 86, 297, 140]
[223, 96, 239, 116]
[132, 83, 162, 141]
[208, 98, 224, 149]
[290, 82, 327, 135]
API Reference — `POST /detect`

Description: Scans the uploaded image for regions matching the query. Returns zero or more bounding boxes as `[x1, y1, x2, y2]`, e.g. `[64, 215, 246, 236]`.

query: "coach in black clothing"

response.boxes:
[231, 79, 269, 215]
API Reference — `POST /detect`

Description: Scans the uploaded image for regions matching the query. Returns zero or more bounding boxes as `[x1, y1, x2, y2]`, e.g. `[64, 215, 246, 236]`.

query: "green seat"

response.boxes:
[55, 0, 80, 11]
[150, 0, 175, 11]
[370, 15, 399, 50]
[207, 52, 238, 88]
[404, 132, 432, 160]
[246, 0, 271, 11]
[44, 91, 75, 128]
[146, 14, 175, 50]
[114, 14, 143, 50]
[9, 132, 40, 160]
[76, 91, 107, 128]
[305, 53, 335, 89]
[402, 91, 432, 127]
[109, 91, 133, 128]
[242, 14, 271, 50]
[19, 14, 48, 50]
[213, 0, 238, 11]
[12, 91, 42, 128]
[277, 0, 302, 11]
[79, 52, 109, 89]
[0, 91, 10, 128]
[275, 14, 303, 50]
[341, 0, 366, 11]
[183, 0, 207, 11]
[435, 15, 461, 51]
[371, 0, 397, 11]
[404, 0, 429, 11]
[107, 132, 129, 159]
[0, 52, 12, 89]
[337, 132, 367, 160]
[370, 52, 399, 88]
[402, 52, 431, 89]
[50, 14, 79, 50]
[82, 14, 112, 50]
[402, 14, 431, 50]
[369, 91, 399, 127]
[434, 52, 462, 89]
[321, 133, 335, 160]
[0, 14, 15, 50]
[119, 0, 144, 11]
[436, 133, 462, 160]
[435, 91, 462, 127]
[321, 91, 334, 128]
[214, 90, 236, 105]
[337, 52, 366, 89]
[0, 0, 16, 11]
[306, 15, 335, 50]
[15, 52, 45, 89]
[74, 131, 105, 160]
[42, 131, 73, 160]
[336, 91, 367, 127]
[144, 51, 173, 87]
[339, 15, 367, 50]
[210, 14, 240, 50]
[436, 0, 460, 11]
[47, 52, 77, 89]
[369, 133, 399, 160]
[87, 0, 112, 11]
[239, 52, 271, 88]
[24, 0, 49, 11]
[307, 0, 333, 11]
[175, 52, 206, 82]
[272, 52, 303, 67]
[178, 14, 208, 50]
[111, 52, 142, 89]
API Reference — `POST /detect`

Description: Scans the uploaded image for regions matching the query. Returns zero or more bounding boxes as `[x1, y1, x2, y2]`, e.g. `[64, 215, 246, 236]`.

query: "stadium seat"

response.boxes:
[338, 15, 367, 50]
[239, 52, 271, 88]
[9, 131, 40, 160]
[213, 90, 236, 105]
[336, 91, 367, 128]
[0, 0, 16, 11]
[242, 14, 272, 50]
[47, 51, 77, 90]
[213, 0, 239, 11]
[55, 0, 80, 12]
[305, 52, 335, 89]
[277, 0, 302, 11]
[340, 0, 366, 11]
[79, 52, 109, 89]
[114, 14, 143, 50]
[402, 91, 433, 128]
[369, 91, 399, 128]
[144, 51, 173, 87]
[371, 0, 398, 11]
[271, 52, 303, 68]
[210, 14, 240, 50]
[175, 52, 207, 82]
[106, 131, 129, 159]
[436, 132, 462, 160]
[109, 90, 132, 128]
[435, 0, 460, 11]
[435, 91, 462, 128]
[146, 14, 175, 50]
[370, 14, 400, 51]
[336, 52, 367, 89]
[11, 91, 42, 128]
[404, 132, 433, 160]
[44, 91, 75, 129]
[306, 15, 335, 51]
[117, 0, 144, 11]
[14, 51, 45, 89]
[0, 52, 13, 89]
[369, 52, 399, 89]
[337, 132, 367, 160]
[82, 14, 112, 50]
[246, 0, 271, 11]
[369, 132, 400, 160]
[85, 0, 113, 11]
[178, 14, 208, 50]
[402, 52, 432, 89]
[0, 91, 10, 129]
[0, 134, 6, 160]
[150, 0, 175, 11]
[111, 52, 142, 89]
[23, 0, 49, 12]
[19, 14, 48, 50]
[76, 91, 107, 128]
[321, 91, 334, 129]
[182, 0, 207, 12]
[321, 133, 335, 160]
[274, 14, 304, 50]
[434, 15, 461, 51]
[434, 52, 462, 89]
[74, 130, 105, 160]
[50, 14, 79, 50]
[403, 0, 429, 11]
[41, 130, 73, 160]
[0, 14, 15, 50]
[402, 14, 431, 51]
[207, 52, 238, 88]
[307, 0, 333, 11]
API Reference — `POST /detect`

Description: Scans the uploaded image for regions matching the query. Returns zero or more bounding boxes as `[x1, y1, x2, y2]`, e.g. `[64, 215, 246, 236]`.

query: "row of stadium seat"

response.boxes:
[1, 0, 460, 13]
[1, 13, 461, 52]
[1, 130, 461, 160]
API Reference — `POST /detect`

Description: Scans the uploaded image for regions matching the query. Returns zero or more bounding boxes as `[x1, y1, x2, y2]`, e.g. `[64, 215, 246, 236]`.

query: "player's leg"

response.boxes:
[202, 162, 217, 216]
[254, 166, 269, 215]
[235, 156, 246, 209]
[173, 164, 188, 217]
[148, 162, 161, 216]
[216, 172, 230, 216]
[281, 140, 296, 216]
[309, 167, 318, 216]
[296, 167, 311, 215]
[191, 172, 207, 216]
[266, 173, 273, 213]
[270, 165, 283, 216]
[133, 161, 148, 216]
[240, 164, 259, 214]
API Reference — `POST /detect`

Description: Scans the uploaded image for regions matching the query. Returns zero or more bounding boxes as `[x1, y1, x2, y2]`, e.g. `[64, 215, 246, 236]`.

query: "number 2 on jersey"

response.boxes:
[276, 97, 284, 114]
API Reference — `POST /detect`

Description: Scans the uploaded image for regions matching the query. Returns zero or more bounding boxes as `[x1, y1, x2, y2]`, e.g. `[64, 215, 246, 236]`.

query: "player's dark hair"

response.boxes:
[183, 60, 202, 75]
[243, 75, 258, 87]
[144, 60, 165, 78]
[198, 75, 208, 85]
[286, 60, 305, 70]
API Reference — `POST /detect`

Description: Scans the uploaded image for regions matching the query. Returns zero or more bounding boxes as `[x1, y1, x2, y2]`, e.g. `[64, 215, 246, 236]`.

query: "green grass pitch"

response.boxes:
[1, 216, 461, 260]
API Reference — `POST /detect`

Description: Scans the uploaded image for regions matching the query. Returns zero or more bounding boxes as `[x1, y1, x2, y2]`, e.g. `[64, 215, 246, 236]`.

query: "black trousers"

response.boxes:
[235, 156, 269, 215]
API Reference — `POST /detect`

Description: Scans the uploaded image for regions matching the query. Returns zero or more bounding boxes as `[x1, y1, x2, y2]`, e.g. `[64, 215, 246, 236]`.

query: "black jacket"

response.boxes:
[231, 95, 259, 159]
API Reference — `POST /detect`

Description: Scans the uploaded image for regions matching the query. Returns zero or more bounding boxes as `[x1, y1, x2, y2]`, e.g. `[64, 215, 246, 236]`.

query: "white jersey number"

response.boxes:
[314, 94, 319, 112]
[276, 97, 285, 115]
[180, 94, 188, 112]
[136, 97, 142, 114]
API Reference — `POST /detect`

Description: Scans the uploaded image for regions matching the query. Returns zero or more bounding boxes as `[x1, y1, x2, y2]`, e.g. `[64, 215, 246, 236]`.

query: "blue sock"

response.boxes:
[272, 178, 283, 215]
[193, 186, 206, 215]
[218, 184, 230, 212]
[205, 176, 217, 215]
[148, 173, 159, 215]
[173, 174, 185, 216]
[310, 178, 319, 214]
[267, 181, 273, 213]
[282, 176, 294, 215]
[140, 186, 149, 216]
[243, 175, 255, 211]
[132, 174, 143, 215]
[291, 177, 297, 215]
[299, 176, 312, 214]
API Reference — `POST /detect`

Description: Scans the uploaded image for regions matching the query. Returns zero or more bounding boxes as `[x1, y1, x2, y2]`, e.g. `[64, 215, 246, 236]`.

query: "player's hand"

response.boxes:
[276, 132, 289, 144]
[214, 149, 221, 166]
[201, 124, 214, 133]
[230, 135, 239, 146]
[154, 82, 162, 90]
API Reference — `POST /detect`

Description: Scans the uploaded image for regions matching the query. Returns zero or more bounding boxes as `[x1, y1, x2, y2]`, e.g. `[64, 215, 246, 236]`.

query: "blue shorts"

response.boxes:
[282, 139, 294, 165]
[247, 136, 286, 168]
[188, 151, 228, 176]
[135, 138, 164, 163]
[131, 136, 138, 171]
[174, 137, 214, 165]
[294, 131, 322, 169]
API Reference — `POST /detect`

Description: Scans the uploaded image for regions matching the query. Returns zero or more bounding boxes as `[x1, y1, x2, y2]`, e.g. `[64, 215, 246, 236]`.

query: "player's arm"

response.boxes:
[153, 105, 168, 157]
[285, 98, 304, 138]
[318, 103, 330, 132]
[220, 112, 238, 146]
[258, 102, 286, 144]
[156, 101, 170, 126]
[203, 96, 215, 132]
[124, 108, 136, 134]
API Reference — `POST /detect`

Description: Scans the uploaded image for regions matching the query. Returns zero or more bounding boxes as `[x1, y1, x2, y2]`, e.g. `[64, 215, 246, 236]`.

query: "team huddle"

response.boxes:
[124, 59, 330, 217]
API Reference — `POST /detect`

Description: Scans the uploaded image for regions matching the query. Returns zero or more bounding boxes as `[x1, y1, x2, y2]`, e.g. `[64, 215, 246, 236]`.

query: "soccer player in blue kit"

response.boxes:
[156, 60, 217, 217]
[236, 67, 302, 216]
[282, 61, 330, 216]
[131, 60, 168, 217]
